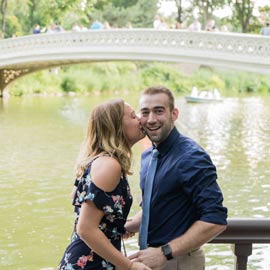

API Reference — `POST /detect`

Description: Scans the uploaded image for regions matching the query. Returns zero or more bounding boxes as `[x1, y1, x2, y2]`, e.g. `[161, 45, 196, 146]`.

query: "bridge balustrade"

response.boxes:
[1, 29, 270, 96]
[211, 218, 270, 270]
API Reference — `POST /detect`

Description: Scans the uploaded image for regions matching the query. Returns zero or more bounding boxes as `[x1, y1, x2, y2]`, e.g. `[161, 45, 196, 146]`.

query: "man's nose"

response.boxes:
[147, 112, 156, 123]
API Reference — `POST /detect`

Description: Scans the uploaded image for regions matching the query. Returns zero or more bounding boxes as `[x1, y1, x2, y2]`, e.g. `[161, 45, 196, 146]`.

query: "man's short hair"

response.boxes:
[141, 85, 175, 111]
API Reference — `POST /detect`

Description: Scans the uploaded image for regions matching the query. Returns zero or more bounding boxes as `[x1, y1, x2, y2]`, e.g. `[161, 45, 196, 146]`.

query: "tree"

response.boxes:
[80, 0, 110, 23]
[191, 0, 226, 27]
[29, 0, 80, 28]
[111, 0, 138, 8]
[174, 0, 183, 23]
[81, 0, 158, 28]
[229, 0, 255, 33]
[0, 0, 7, 37]
[129, 0, 159, 27]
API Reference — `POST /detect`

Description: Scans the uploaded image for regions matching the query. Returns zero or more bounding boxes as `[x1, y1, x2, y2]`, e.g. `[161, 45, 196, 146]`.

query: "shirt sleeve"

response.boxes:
[179, 149, 228, 225]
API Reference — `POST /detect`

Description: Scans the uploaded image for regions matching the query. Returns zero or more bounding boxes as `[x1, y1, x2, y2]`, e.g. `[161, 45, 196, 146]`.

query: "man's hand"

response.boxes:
[129, 247, 166, 270]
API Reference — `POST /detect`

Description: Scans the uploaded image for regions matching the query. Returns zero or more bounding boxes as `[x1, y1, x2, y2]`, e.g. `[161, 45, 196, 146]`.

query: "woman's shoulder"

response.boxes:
[90, 155, 122, 192]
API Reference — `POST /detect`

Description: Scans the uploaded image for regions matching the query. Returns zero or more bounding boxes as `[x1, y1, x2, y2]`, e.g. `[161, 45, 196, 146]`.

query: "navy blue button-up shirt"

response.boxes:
[140, 127, 228, 246]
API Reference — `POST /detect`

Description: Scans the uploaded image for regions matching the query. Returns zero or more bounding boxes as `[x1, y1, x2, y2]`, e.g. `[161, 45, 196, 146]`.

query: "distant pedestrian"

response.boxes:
[72, 23, 81, 32]
[175, 21, 182, 29]
[33, 24, 41, 34]
[260, 22, 270, 36]
[188, 19, 201, 32]
[205, 19, 218, 32]
[90, 20, 104, 30]
[153, 15, 161, 29]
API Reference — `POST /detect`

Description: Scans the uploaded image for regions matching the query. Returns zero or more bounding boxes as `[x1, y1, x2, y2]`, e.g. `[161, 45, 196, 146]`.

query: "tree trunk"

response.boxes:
[1, 0, 8, 38]
[175, 0, 183, 23]
[234, 0, 253, 33]
[28, 0, 37, 31]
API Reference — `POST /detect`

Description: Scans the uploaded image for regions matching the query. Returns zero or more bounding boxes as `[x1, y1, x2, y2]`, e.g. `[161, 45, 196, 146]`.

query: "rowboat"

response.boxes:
[185, 96, 223, 103]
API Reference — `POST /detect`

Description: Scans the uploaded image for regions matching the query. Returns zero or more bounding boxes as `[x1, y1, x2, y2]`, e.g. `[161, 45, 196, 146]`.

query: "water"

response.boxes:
[0, 94, 269, 270]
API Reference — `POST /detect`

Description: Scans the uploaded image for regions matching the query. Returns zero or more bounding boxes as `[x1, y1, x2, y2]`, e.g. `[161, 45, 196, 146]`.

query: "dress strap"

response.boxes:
[84, 154, 113, 172]
[74, 154, 119, 184]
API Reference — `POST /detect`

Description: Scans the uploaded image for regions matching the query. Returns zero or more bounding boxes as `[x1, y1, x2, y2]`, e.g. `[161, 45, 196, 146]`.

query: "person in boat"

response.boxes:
[191, 86, 199, 97]
[58, 99, 151, 270]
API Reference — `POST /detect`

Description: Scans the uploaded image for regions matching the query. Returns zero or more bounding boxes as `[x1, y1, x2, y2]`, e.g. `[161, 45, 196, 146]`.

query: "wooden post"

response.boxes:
[233, 243, 252, 270]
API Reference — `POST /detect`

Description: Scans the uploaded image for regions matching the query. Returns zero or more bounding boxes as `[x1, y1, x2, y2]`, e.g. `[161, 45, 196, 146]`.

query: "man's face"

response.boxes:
[139, 93, 178, 145]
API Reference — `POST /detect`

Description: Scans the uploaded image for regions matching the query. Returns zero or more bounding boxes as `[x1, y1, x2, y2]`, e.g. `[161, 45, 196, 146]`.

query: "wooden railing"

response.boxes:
[210, 218, 270, 270]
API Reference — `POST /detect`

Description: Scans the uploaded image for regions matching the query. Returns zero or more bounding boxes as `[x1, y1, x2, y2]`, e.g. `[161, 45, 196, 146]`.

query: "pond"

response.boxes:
[0, 93, 269, 270]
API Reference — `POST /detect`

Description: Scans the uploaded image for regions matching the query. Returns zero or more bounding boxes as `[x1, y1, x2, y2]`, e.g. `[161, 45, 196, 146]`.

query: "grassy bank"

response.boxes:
[8, 62, 270, 97]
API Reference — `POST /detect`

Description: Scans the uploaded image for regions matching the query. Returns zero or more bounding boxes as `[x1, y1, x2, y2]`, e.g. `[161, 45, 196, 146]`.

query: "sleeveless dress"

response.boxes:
[58, 157, 133, 270]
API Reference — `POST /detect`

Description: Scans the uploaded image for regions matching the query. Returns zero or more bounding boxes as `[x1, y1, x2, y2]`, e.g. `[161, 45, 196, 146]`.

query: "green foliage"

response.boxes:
[5, 15, 23, 37]
[0, 0, 268, 36]
[212, 70, 270, 95]
[129, 0, 158, 27]
[85, 0, 158, 28]
[9, 87, 24, 96]
[112, 0, 138, 8]
[7, 62, 270, 97]
[10, 70, 62, 95]
[36, 0, 79, 25]
[100, 3, 132, 28]
[191, 67, 225, 93]
[141, 62, 188, 92]
[61, 77, 78, 93]
[6, 0, 29, 34]
[230, 0, 259, 33]
[240, 74, 270, 93]
[190, 0, 226, 26]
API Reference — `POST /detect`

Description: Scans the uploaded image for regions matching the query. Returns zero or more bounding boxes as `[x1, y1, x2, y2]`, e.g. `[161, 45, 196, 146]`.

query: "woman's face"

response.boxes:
[123, 103, 145, 146]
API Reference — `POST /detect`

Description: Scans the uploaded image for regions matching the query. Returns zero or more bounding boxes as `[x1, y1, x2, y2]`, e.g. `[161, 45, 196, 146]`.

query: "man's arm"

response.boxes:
[129, 220, 227, 270]
[169, 220, 227, 256]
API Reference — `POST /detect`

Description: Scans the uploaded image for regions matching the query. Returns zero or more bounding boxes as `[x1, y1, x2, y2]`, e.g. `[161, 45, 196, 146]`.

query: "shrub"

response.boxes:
[61, 77, 77, 93]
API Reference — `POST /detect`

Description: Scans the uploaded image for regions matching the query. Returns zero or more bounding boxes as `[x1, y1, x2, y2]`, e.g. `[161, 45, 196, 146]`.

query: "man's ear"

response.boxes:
[172, 107, 179, 122]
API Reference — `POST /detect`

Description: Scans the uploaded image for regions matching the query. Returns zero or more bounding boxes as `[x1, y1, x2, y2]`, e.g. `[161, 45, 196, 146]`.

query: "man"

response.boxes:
[126, 86, 227, 270]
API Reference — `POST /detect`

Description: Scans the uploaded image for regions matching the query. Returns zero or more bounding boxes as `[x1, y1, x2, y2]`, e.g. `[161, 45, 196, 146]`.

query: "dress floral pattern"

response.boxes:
[58, 158, 133, 270]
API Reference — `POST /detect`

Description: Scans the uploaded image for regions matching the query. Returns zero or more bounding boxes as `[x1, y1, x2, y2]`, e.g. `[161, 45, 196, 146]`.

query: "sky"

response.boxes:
[158, 0, 270, 18]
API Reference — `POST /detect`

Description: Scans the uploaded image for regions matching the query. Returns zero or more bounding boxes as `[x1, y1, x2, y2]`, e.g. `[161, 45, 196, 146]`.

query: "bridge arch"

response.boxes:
[1, 29, 270, 96]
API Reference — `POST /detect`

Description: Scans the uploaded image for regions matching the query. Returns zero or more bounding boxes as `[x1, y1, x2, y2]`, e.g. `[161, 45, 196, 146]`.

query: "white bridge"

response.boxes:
[1, 29, 270, 96]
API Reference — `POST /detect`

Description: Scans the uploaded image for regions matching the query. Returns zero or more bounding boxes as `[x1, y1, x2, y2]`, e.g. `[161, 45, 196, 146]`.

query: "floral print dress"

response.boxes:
[58, 158, 133, 270]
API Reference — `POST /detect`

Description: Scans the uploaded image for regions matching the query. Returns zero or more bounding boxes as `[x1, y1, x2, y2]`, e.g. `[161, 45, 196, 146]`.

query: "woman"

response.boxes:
[58, 99, 150, 270]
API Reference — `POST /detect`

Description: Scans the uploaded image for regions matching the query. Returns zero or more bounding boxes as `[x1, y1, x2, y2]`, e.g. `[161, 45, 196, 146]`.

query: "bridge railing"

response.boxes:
[1, 29, 270, 96]
[1, 29, 270, 73]
[210, 218, 270, 270]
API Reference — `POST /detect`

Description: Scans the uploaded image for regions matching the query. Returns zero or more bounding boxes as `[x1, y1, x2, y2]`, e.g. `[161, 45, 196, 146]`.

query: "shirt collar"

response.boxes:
[156, 127, 179, 156]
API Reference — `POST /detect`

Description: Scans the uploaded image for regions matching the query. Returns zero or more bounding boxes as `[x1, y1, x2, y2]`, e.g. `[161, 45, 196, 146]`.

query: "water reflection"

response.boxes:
[59, 98, 87, 126]
[0, 95, 269, 269]
[175, 96, 270, 269]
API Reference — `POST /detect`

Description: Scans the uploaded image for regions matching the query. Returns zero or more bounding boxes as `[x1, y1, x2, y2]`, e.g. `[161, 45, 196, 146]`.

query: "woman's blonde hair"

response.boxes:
[76, 99, 132, 178]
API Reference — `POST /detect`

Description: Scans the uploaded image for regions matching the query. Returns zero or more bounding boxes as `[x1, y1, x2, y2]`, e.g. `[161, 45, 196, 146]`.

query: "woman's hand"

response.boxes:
[122, 230, 135, 239]
[116, 261, 152, 270]
[130, 261, 152, 270]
